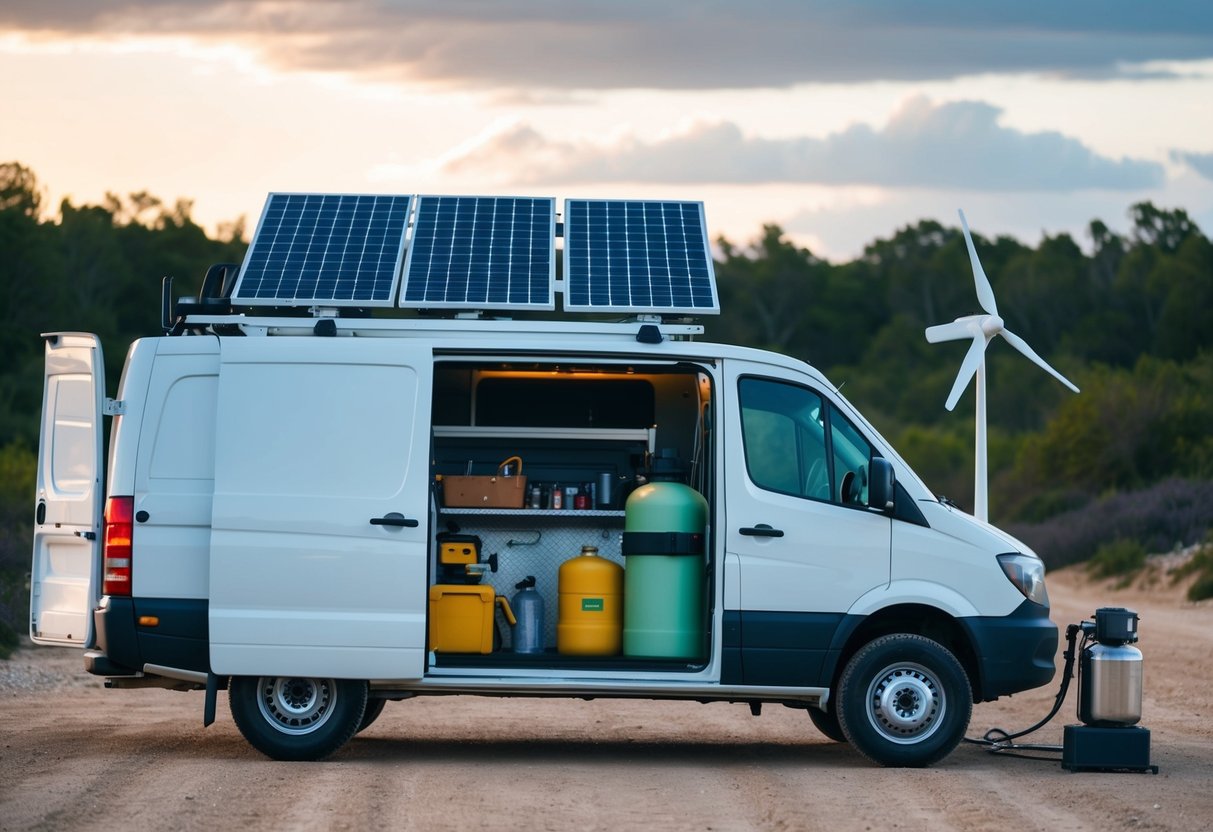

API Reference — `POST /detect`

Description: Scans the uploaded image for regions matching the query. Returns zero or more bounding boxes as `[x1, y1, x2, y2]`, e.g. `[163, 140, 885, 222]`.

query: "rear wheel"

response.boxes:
[836, 634, 971, 767]
[808, 705, 847, 743]
[229, 675, 367, 761]
[356, 698, 387, 734]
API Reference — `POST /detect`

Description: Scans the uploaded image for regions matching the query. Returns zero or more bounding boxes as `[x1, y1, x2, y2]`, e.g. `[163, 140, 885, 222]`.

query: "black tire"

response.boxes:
[229, 675, 367, 761]
[356, 698, 387, 734]
[808, 705, 848, 743]
[835, 634, 972, 767]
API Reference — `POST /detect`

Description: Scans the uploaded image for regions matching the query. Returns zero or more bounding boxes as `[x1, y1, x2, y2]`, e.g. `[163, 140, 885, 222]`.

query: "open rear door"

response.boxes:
[31, 333, 106, 645]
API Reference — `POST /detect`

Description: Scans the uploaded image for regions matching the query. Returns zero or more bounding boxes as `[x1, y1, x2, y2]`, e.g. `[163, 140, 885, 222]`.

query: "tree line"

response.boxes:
[1, 160, 1211, 641]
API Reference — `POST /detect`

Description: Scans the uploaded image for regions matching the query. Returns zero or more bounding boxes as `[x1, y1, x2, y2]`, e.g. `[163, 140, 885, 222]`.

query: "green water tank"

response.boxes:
[622, 481, 708, 659]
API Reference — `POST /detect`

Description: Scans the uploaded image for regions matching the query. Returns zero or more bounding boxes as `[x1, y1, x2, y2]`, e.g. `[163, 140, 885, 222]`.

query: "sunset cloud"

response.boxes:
[2, 2, 1210, 90]
[446, 98, 1165, 191]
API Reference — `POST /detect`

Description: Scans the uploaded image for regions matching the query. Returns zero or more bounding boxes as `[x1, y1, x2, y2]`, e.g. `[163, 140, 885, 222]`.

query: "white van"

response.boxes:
[30, 194, 1056, 766]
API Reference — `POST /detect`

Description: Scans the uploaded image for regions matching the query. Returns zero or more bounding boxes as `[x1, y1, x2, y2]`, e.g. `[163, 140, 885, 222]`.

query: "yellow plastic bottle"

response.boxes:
[557, 546, 624, 655]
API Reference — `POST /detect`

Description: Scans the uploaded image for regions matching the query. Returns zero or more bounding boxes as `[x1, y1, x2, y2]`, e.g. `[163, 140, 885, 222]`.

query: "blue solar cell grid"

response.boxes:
[400, 195, 556, 310]
[232, 193, 411, 306]
[563, 199, 719, 314]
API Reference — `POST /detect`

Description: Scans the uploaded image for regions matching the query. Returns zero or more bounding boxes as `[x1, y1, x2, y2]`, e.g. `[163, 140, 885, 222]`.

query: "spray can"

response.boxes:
[511, 576, 545, 654]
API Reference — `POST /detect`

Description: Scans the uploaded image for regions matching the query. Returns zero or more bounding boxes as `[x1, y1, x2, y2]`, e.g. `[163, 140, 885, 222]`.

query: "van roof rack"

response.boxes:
[173, 312, 704, 341]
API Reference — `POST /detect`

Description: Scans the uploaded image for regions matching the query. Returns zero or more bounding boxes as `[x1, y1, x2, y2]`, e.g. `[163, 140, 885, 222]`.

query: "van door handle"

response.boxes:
[370, 513, 419, 528]
[739, 525, 784, 538]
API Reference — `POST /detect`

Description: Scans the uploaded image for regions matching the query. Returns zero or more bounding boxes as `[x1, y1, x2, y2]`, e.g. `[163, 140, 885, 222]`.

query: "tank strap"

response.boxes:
[621, 531, 705, 556]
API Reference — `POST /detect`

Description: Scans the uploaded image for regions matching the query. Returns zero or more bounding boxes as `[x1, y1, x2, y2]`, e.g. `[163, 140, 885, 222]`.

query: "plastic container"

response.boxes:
[511, 576, 546, 654]
[622, 481, 708, 659]
[557, 546, 624, 655]
[428, 585, 516, 654]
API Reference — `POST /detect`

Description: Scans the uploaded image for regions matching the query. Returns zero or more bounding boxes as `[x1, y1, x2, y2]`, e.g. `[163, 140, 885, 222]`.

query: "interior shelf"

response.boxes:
[439, 507, 625, 517]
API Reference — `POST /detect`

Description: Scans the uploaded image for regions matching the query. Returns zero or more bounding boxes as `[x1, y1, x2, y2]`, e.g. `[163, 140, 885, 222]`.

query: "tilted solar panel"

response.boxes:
[232, 193, 411, 307]
[400, 195, 556, 310]
[562, 199, 719, 315]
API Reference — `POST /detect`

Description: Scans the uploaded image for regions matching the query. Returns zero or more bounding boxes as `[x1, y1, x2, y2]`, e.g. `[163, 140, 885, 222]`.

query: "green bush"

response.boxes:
[1087, 538, 1147, 584]
[1172, 533, 1213, 602]
[1189, 570, 1213, 603]
[0, 616, 17, 659]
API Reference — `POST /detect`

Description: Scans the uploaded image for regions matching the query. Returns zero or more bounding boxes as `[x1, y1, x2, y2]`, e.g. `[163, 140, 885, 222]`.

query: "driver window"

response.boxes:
[740, 378, 878, 508]
[739, 378, 830, 500]
[829, 404, 874, 505]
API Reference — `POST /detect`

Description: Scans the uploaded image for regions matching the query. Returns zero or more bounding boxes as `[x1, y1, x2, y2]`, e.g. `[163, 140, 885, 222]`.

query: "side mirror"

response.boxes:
[868, 457, 895, 513]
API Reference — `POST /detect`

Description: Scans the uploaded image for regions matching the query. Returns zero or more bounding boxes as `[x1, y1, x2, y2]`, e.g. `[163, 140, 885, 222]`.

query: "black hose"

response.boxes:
[963, 622, 1087, 756]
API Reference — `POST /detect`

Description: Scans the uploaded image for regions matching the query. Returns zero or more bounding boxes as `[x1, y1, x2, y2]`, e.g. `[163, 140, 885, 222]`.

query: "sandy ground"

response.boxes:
[1, 562, 1210, 832]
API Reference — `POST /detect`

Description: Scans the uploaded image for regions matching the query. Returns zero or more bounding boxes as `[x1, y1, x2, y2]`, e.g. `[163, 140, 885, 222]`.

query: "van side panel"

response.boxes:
[133, 345, 220, 600]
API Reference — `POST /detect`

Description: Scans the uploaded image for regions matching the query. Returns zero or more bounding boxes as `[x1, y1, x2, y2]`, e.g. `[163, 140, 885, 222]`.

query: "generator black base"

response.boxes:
[1062, 725, 1158, 773]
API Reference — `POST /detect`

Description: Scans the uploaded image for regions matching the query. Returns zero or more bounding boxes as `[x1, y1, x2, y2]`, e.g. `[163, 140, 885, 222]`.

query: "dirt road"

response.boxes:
[2, 565, 1211, 832]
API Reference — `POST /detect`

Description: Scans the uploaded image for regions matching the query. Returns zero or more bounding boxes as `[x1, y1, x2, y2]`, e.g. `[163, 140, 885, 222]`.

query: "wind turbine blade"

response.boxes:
[925, 320, 973, 343]
[945, 335, 988, 411]
[1001, 329, 1080, 394]
[959, 210, 998, 317]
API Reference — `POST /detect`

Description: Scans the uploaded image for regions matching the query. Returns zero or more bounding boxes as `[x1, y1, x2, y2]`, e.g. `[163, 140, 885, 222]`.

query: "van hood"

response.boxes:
[917, 499, 1041, 561]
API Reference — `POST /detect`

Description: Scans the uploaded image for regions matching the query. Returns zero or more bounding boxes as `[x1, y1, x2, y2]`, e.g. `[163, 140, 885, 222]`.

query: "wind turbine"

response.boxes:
[925, 210, 1079, 522]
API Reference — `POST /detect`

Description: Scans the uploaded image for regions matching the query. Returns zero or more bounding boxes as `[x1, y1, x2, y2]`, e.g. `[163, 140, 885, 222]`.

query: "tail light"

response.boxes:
[102, 497, 134, 596]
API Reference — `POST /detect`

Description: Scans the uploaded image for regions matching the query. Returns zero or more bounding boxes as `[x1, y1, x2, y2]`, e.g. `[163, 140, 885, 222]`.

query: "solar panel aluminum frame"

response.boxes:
[562, 198, 720, 316]
[231, 192, 412, 308]
[399, 194, 557, 312]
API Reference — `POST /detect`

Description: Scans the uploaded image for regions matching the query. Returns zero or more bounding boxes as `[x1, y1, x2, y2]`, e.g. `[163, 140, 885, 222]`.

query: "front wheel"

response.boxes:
[229, 676, 367, 761]
[836, 634, 971, 767]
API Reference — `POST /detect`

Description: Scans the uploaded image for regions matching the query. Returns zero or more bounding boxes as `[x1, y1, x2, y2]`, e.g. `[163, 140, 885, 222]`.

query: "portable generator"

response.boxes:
[1062, 607, 1157, 773]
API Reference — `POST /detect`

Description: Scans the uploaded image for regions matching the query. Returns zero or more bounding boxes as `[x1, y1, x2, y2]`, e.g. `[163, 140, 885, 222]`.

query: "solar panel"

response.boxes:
[232, 193, 411, 307]
[562, 199, 719, 315]
[400, 195, 556, 310]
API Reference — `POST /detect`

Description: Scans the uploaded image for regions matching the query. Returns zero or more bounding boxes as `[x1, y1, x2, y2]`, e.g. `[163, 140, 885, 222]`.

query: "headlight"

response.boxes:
[997, 553, 1049, 606]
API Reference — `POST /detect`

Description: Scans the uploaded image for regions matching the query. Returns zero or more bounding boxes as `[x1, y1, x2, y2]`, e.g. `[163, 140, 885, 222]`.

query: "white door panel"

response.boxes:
[210, 338, 432, 679]
[31, 333, 105, 646]
[724, 362, 890, 615]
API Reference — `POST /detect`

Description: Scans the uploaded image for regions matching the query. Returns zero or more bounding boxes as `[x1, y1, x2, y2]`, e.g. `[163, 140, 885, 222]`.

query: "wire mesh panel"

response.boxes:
[433, 512, 624, 651]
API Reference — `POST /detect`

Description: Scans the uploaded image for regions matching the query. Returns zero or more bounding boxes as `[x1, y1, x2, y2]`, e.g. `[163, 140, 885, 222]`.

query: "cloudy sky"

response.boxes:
[2, 1, 1212, 259]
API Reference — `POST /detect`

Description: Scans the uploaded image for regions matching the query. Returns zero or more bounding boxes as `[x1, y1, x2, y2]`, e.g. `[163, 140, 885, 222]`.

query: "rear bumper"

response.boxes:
[89, 596, 209, 676]
[962, 600, 1058, 701]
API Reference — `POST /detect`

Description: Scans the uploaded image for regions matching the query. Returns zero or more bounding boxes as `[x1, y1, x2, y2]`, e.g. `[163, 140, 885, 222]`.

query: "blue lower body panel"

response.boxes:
[89, 597, 209, 676]
[722, 610, 844, 686]
[723, 601, 1056, 700]
[961, 600, 1057, 700]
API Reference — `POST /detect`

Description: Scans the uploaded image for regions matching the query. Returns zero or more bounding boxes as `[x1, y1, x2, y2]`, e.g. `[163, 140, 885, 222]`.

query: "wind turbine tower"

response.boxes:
[925, 210, 1080, 522]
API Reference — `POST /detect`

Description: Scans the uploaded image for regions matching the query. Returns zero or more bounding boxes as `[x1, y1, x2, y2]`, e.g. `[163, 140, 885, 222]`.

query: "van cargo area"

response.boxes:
[428, 361, 714, 671]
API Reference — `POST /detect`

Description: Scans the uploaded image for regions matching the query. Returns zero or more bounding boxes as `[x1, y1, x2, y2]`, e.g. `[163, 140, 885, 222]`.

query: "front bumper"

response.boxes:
[962, 599, 1058, 701]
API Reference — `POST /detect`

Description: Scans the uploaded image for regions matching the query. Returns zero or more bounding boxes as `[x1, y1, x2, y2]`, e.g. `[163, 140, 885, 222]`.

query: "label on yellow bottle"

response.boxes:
[581, 598, 604, 612]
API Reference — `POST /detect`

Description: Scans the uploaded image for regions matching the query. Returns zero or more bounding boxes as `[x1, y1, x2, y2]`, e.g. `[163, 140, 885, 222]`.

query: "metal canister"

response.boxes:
[1080, 641, 1144, 725]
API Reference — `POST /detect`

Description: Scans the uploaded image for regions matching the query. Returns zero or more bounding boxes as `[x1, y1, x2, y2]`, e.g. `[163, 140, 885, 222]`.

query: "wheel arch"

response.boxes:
[825, 603, 982, 706]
